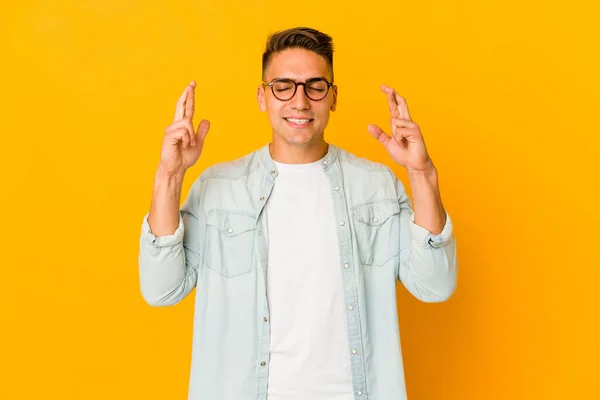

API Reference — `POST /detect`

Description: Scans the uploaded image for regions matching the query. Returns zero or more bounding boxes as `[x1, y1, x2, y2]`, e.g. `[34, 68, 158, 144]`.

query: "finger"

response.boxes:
[165, 119, 195, 136]
[392, 126, 406, 143]
[165, 128, 191, 148]
[381, 84, 399, 118]
[367, 124, 393, 149]
[174, 85, 189, 122]
[184, 80, 196, 121]
[393, 92, 412, 121]
[393, 127, 420, 143]
[390, 117, 418, 129]
[391, 128, 409, 151]
[195, 120, 211, 143]
[166, 119, 196, 146]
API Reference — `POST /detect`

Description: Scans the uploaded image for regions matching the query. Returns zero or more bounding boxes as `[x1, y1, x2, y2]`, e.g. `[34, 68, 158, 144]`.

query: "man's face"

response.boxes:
[258, 48, 337, 147]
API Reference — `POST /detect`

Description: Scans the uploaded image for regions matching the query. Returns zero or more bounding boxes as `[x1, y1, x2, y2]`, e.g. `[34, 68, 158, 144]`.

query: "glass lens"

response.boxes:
[305, 79, 329, 100]
[272, 80, 296, 100]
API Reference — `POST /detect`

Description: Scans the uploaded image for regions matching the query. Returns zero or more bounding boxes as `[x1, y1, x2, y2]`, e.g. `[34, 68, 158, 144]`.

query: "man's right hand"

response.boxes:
[158, 81, 211, 177]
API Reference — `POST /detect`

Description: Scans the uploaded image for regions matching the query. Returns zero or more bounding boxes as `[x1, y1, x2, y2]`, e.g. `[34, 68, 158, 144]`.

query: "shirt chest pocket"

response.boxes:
[352, 201, 401, 266]
[204, 212, 257, 277]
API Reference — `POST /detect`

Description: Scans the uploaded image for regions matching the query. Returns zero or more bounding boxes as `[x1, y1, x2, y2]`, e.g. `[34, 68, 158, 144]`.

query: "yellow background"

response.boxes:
[1, 0, 598, 399]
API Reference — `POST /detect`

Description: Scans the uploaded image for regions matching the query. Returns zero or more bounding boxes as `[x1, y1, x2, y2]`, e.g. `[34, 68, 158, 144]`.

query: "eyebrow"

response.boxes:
[273, 76, 329, 82]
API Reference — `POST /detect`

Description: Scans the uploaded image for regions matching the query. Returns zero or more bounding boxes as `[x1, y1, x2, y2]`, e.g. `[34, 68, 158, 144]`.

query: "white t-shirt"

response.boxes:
[265, 157, 354, 400]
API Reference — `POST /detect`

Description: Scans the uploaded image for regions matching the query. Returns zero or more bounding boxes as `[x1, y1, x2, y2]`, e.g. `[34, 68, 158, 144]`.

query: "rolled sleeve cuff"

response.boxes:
[409, 210, 454, 248]
[141, 212, 184, 248]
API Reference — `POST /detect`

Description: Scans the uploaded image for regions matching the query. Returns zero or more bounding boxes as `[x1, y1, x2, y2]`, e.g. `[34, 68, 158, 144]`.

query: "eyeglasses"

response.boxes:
[262, 77, 334, 101]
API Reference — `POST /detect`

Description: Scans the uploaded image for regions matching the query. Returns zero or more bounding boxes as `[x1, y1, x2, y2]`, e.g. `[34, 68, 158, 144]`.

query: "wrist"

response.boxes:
[408, 164, 437, 181]
[155, 165, 185, 183]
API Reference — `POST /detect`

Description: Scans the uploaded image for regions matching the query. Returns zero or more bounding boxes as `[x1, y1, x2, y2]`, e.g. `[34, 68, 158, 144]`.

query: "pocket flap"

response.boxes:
[206, 212, 256, 236]
[352, 201, 400, 226]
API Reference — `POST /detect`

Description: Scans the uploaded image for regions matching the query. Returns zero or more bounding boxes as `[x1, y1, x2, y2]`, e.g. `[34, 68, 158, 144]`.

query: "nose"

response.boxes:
[289, 83, 310, 110]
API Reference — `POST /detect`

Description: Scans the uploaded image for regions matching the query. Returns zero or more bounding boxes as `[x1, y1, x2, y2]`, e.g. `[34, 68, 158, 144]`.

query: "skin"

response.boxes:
[257, 48, 337, 164]
[149, 47, 447, 236]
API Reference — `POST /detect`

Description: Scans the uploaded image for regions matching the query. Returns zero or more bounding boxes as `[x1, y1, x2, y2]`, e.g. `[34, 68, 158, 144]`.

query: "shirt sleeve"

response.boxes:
[395, 176, 458, 302]
[138, 177, 203, 306]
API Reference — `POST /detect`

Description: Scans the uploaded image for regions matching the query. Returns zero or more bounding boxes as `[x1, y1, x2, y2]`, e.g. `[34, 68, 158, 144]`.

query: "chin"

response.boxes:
[274, 126, 315, 145]
[286, 132, 320, 145]
[286, 135, 314, 145]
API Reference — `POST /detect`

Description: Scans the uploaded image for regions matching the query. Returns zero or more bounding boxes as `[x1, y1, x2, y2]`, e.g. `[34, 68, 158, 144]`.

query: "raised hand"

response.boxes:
[158, 81, 211, 177]
[367, 84, 434, 173]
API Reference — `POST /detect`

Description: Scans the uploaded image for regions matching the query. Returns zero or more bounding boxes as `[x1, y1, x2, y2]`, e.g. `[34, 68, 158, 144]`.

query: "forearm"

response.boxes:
[139, 169, 202, 306]
[139, 168, 196, 307]
[395, 166, 457, 302]
[148, 167, 186, 236]
[408, 166, 446, 235]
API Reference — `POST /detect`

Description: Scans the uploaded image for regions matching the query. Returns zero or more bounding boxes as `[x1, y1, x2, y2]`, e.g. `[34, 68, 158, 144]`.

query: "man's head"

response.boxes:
[257, 27, 337, 148]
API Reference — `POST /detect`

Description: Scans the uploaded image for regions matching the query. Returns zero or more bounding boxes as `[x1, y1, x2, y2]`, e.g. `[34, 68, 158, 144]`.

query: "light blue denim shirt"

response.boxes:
[138, 143, 457, 400]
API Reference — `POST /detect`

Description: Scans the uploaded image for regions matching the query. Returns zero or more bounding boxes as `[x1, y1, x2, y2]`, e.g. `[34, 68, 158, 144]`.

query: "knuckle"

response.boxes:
[171, 128, 185, 137]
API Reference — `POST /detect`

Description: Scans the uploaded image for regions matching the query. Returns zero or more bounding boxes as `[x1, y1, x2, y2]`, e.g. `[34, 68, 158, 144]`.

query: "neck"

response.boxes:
[269, 138, 328, 164]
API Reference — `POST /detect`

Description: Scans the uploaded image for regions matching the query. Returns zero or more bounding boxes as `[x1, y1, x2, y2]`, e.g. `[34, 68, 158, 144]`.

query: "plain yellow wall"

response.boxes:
[1, 1, 598, 399]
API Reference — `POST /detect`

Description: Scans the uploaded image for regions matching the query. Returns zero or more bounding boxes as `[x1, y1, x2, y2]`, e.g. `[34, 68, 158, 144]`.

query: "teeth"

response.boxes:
[286, 118, 311, 124]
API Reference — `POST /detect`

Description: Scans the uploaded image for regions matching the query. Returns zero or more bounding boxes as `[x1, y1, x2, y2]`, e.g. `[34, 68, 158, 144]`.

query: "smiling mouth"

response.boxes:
[284, 117, 313, 124]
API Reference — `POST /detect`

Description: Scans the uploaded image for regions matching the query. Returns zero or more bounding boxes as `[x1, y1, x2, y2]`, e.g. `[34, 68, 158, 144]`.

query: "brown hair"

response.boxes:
[262, 27, 335, 82]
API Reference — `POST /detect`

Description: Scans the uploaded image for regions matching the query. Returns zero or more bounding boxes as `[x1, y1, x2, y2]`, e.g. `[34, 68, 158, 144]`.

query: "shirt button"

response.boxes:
[260, 196, 265, 201]
[260, 361, 266, 366]
[258, 231, 263, 236]
[322, 160, 328, 165]
[372, 217, 378, 223]
[334, 185, 340, 191]
[351, 349, 357, 354]
[227, 228, 233, 234]
[344, 263, 349, 269]
[339, 221, 345, 226]
[348, 305, 354, 311]
[263, 316, 268, 322]
[357, 390, 363, 396]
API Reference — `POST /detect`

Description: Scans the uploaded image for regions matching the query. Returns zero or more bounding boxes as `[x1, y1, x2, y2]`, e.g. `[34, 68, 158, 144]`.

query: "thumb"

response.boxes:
[194, 120, 211, 145]
[367, 124, 392, 148]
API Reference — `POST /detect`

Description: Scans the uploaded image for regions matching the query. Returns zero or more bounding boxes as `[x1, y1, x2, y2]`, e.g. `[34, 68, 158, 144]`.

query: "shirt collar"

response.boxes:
[258, 142, 339, 180]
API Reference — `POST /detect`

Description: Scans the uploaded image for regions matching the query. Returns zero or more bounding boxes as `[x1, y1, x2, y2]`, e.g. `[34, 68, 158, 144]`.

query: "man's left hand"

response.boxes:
[368, 84, 434, 174]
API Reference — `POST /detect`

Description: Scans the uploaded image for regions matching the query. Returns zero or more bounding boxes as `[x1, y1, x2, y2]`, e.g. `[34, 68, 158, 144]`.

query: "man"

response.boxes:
[139, 27, 457, 400]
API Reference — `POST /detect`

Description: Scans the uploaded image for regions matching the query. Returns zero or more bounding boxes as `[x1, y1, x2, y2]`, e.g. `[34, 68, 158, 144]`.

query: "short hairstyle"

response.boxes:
[262, 27, 335, 82]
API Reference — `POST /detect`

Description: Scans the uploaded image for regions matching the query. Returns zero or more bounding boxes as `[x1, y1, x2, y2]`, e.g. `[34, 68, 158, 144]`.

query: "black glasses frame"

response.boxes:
[262, 77, 334, 101]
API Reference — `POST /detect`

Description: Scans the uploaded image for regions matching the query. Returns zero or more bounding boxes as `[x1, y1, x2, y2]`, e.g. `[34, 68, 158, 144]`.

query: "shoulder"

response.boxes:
[337, 146, 394, 176]
[197, 148, 261, 182]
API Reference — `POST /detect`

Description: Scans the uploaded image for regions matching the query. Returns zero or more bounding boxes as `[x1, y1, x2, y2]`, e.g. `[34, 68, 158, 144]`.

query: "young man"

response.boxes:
[139, 27, 457, 400]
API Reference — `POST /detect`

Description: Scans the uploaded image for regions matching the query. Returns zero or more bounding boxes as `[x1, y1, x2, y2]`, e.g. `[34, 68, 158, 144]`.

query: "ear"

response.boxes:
[257, 85, 267, 112]
[330, 85, 338, 112]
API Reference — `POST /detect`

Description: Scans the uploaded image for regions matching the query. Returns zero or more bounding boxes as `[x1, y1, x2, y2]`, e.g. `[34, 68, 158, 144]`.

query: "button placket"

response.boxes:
[324, 160, 368, 395]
